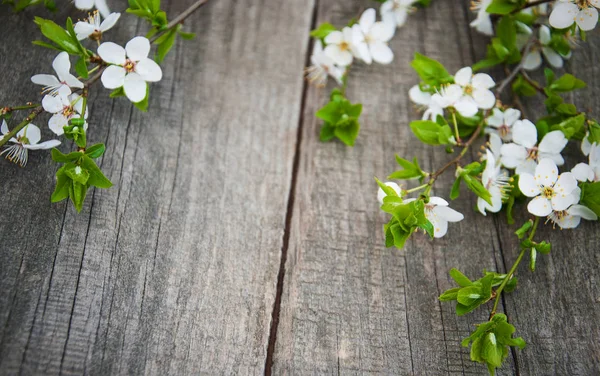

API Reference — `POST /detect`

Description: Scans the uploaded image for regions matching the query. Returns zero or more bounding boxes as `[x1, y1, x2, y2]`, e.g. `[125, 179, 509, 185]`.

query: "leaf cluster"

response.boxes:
[450, 161, 492, 205]
[462, 313, 526, 376]
[439, 268, 517, 316]
[388, 155, 426, 181]
[51, 144, 112, 212]
[317, 89, 362, 146]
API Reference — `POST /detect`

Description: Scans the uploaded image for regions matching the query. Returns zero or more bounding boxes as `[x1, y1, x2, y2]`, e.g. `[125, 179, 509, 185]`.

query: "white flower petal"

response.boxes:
[542, 47, 564, 68]
[551, 193, 575, 211]
[100, 12, 120, 32]
[1, 120, 8, 135]
[123, 73, 148, 103]
[569, 204, 598, 221]
[454, 67, 472, 86]
[359, 8, 376, 34]
[539, 25, 552, 45]
[472, 73, 495, 89]
[576, 7, 598, 31]
[25, 139, 61, 150]
[101, 65, 127, 89]
[553, 171, 578, 195]
[428, 213, 448, 238]
[95, 0, 111, 18]
[512, 119, 537, 148]
[22, 124, 41, 145]
[324, 45, 353, 66]
[519, 173, 539, 197]
[572, 163, 595, 182]
[504, 108, 521, 126]
[429, 196, 449, 206]
[523, 50, 542, 71]
[486, 108, 504, 127]
[74, 0, 94, 10]
[534, 158, 559, 187]
[500, 144, 527, 168]
[553, 212, 581, 229]
[98, 42, 126, 65]
[472, 88, 496, 109]
[538, 130, 567, 154]
[125, 36, 151, 61]
[434, 206, 464, 222]
[31, 74, 60, 87]
[136, 58, 163, 82]
[454, 96, 478, 117]
[74, 22, 96, 40]
[549, 2, 579, 29]
[48, 114, 68, 135]
[528, 196, 553, 217]
[42, 94, 63, 113]
[515, 159, 537, 176]
[409, 85, 431, 106]
[369, 42, 393, 64]
[324, 30, 343, 44]
[370, 21, 395, 42]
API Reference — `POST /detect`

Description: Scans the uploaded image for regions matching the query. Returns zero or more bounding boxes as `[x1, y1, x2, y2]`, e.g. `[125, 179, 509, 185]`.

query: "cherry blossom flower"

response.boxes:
[433, 67, 495, 117]
[42, 93, 88, 135]
[377, 181, 401, 203]
[98, 36, 163, 103]
[75, 0, 111, 18]
[485, 107, 520, 142]
[470, 0, 493, 36]
[324, 27, 358, 66]
[523, 26, 569, 71]
[0, 121, 60, 167]
[408, 85, 444, 121]
[380, 0, 416, 28]
[487, 133, 503, 161]
[305, 40, 344, 87]
[31, 52, 83, 97]
[546, 185, 597, 228]
[549, 0, 600, 31]
[518, 158, 578, 217]
[478, 149, 510, 216]
[353, 8, 396, 65]
[582, 132, 593, 155]
[75, 11, 120, 41]
[572, 142, 600, 182]
[500, 120, 567, 175]
[405, 196, 464, 238]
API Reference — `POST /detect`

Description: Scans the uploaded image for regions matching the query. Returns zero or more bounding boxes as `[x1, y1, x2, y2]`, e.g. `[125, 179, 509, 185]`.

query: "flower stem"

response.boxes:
[405, 183, 429, 194]
[452, 112, 461, 144]
[3, 103, 40, 112]
[489, 217, 540, 318]
[0, 106, 44, 148]
[150, 0, 210, 43]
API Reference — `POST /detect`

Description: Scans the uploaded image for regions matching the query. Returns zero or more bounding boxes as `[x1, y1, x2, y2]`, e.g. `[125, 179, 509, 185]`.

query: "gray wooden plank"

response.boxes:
[0, 0, 313, 374]
[273, 1, 518, 374]
[492, 29, 600, 375]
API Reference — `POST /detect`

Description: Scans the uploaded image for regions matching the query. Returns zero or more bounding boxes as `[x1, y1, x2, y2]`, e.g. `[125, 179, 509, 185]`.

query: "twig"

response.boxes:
[521, 70, 547, 96]
[511, 0, 553, 14]
[150, 0, 209, 43]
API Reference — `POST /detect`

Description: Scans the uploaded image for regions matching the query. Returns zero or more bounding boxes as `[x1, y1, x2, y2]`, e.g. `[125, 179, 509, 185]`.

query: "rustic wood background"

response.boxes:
[1, 0, 599, 375]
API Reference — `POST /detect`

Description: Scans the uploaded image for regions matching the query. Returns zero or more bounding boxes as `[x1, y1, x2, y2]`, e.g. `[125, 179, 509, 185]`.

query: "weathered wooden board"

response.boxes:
[0, 0, 313, 374]
[272, 1, 598, 375]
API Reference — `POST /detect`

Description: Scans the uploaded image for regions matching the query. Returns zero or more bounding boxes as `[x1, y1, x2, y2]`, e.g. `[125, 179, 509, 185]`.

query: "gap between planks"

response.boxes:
[263, 0, 319, 374]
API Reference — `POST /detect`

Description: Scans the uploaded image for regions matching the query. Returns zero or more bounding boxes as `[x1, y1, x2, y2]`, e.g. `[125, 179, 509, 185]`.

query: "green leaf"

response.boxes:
[483, 333, 503, 367]
[178, 30, 196, 40]
[549, 73, 586, 93]
[110, 87, 126, 98]
[51, 166, 71, 202]
[457, 285, 484, 306]
[75, 57, 88, 79]
[450, 176, 461, 200]
[375, 177, 400, 198]
[80, 155, 113, 189]
[70, 181, 88, 212]
[515, 219, 533, 239]
[463, 174, 492, 205]
[85, 143, 106, 159]
[410, 120, 454, 145]
[449, 268, 473, 287]
[388, 156, 426, 180]
[334, 118, 360, 146]
[32, 40, 63, 51]
[156, 29, 177, 63]
[34, 17, 80, 55]
[439, 287, 461, 302]
[496, 16, 516, 47]
[410, 53, 453, 87]
[486, 0, 523, 15]
[549, 113, 585, 140]
[51, 148, 83, 163]
[512, 74, 537, 97]
[319, 122, 336, 142]
[65, 165, 90, 185]
[310, 22, 336, 40]
[529, 247, 537, 271]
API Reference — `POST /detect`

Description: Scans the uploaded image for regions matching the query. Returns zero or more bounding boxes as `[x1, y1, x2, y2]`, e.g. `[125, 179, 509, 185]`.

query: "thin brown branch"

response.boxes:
[150, 0, 209, 43]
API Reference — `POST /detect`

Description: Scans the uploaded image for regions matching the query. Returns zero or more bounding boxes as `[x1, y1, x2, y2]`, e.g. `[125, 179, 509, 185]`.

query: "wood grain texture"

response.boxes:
[0, 0, 313, 374]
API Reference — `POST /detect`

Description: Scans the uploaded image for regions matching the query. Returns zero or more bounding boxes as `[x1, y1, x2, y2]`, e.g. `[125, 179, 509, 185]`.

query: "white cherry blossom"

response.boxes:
[485, 107, 520, 142]
[572, 142, 600, 181]
[75, 11, 120, 41]
[377, 181, 402, 203]
[546, 187, 597, 228]
[470, 0, 493, 36]
[31, 52, 83, 97]
[518, 158, 578, 217]
[549, 0, 600, 31]
[500, 120, 567, 175]
[409, 85, 444, 121]
[523, 26, 569, 71]
[42, 93, 88, 135]
[380, 0, 416, 28]
[582, 132, 593, 155]
[98, 36, 163, 103]
[352, 9, 396, 64]
[75, 0, 111, 18]
[433, 67, 495, 117]
[478, 149, 510, 216]
[405, 196, 464, 238]
[324, 27, 358, 66]
[0, 121, 60, 167]
[305, 40, 344, 87]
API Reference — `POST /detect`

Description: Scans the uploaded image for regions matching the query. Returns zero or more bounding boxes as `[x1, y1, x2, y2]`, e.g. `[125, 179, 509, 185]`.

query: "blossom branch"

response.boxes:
[0, 106, 44, 147]
[150, 0, 209, 43]
[511, 0, 554, 14]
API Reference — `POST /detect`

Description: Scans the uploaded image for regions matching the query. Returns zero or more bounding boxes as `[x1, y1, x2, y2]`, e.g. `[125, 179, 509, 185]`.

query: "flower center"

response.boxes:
[16, 135, 29, 145]
[577, 0, 592, 8]
[90, 30, 103, 41]
[499, 125, 509, 138]
[62, 106, 74, 118]
[464, 84, 473, 95]
[526, 146, 538, 161]
[124, 59, 136, 73]
[542, 186, 555, 199]
[339, 42, 349, 51]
